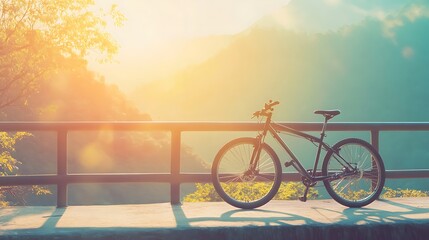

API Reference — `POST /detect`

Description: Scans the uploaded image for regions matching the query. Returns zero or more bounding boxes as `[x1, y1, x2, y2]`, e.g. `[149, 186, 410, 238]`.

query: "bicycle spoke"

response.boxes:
[220, 175, 242, 183]
[213, 138, 281, 208]
[338, 179, 356, 194]
[323, 139, 385, 207]
[256, 173, 275, 181]
[332, 177, 346, 191]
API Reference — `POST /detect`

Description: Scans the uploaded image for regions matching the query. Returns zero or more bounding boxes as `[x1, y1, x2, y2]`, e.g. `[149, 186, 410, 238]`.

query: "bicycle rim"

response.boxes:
[212, 138, 281, 209]
[323, 139, 384, 207]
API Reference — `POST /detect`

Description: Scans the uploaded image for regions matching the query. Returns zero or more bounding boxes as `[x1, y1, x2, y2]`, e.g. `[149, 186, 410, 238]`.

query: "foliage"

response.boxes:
[0, 0, 126, 205]
[184, 183, 429, 204]
[274, 182, 318, 200]
[337, 189, 374, 201]
[382, 187, 429, 198]
[331, 187, 429, 201]
[0, 191, 8, 206]
[183, 183, 222, 202]
[0, 132, 52, 205]
[0, 0, 124, 109]
[184, 182, 318, 202]
[0, 132, 31, 175]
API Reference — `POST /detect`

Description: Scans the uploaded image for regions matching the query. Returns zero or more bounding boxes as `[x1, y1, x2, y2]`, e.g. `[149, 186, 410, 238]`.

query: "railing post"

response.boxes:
[171, 130, 181, 205]
[57, 130, 68, 208]
[370, 130, 380, 193]
[370, 130, 379, 151]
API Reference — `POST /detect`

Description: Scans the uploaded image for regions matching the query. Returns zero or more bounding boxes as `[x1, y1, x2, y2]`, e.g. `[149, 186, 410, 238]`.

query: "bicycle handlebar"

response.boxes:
[253, 100, 280, 118]
[264, 100, 280, 110]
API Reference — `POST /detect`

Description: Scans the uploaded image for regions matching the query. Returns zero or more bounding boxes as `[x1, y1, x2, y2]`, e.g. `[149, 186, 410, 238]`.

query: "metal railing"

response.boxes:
[1, 121, 429, 207]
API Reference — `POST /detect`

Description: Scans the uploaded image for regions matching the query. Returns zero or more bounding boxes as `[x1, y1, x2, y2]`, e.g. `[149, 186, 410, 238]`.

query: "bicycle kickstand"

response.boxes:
[299, 186, 309, 202]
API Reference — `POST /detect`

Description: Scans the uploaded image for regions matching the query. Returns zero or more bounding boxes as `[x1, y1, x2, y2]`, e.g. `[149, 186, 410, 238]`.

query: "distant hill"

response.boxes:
[132, 8, 429, 122]
[130, 2, 429, 190]
[91, 34, 233, 94]
[3, 62, 208, 205]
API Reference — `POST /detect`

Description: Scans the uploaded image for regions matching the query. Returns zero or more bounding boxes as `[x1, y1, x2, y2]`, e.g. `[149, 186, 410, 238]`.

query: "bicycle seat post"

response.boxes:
[300, 115, 331, 203]
[315, 116, 330, 171]
[321, 118, 328, 137]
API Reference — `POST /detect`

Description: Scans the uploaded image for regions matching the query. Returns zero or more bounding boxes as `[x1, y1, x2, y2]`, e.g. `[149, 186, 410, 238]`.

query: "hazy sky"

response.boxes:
[89, 0, 408, 93]
[90, 0, 291, 91]
[95, 0, 291, 50]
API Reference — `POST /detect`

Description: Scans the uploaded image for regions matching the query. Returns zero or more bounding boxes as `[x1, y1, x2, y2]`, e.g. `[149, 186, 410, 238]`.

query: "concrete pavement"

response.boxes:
[1, 198, 429, 239]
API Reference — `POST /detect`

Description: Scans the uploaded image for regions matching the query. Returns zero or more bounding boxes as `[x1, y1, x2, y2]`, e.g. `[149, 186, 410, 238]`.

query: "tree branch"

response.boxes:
[4, 0, 32, 43]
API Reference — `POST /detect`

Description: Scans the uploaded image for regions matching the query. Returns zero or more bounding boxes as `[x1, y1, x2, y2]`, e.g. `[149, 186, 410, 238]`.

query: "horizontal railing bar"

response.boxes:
[67, 174, 172, 183]
[275, 122, 429, 132]
[182, 171, 429, 181]
[0, 174, 172, 186]
[0, 173, 302, 185]
[2, 170, 429, 187]
[385, 170, 429, 179]
[0, 175, 61, 186]
[180, 173, 304, 182]
[180, 170, 429, 182]
[183, 170, 429, 181]
[2, 121, 429, 206]
[2, 121, 429, 132]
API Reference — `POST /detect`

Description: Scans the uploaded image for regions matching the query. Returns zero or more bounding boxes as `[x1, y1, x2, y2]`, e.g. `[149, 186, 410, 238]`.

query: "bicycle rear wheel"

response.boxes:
[322, 138, 385, 208]
[211, 137, 282, 209]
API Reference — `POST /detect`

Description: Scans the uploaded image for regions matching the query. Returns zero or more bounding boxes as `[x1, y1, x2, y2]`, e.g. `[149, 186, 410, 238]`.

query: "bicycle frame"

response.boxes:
[212, 101, 385, 209]
[252, 113, 356, 183]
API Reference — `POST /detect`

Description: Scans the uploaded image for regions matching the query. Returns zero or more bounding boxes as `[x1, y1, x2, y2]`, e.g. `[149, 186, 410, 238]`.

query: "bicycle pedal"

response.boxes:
[299, 196, 307, 202]
[284, 161, 293, 168]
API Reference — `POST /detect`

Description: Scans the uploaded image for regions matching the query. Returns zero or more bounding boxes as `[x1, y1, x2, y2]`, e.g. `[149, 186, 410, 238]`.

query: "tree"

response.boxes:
[0, 0, 124, 110]
[0, 0, 124, 205]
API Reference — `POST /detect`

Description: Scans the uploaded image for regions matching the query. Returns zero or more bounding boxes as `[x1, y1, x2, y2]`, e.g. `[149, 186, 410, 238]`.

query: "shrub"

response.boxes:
[184, 182, 318, 202]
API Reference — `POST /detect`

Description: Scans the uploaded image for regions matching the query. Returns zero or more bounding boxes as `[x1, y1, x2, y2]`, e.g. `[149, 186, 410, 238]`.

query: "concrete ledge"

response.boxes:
[2, 198, 429, 240]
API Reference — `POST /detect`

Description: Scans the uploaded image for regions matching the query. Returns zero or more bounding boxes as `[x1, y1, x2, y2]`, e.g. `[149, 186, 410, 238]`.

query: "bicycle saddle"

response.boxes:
[314, 110, 341, 119]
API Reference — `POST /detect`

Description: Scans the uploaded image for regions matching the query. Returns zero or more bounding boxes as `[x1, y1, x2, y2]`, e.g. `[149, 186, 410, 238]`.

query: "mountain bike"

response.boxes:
[211, 100, 385, 209]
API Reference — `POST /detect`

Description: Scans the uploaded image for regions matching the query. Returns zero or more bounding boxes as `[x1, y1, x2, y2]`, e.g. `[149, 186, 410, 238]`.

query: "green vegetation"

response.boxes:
[382, 188, 429, 198]
[183, 183, 222, 202]
[0, 0, 124, 109]
[273, 182, 318, 200]
[0, 132, 32, 205]
[0, 0, 127, 205]
[184, 182, 318, 202]
[0, 132, 31, 176]
[0, 132, 51, 206]
[184, 184, 429, 203]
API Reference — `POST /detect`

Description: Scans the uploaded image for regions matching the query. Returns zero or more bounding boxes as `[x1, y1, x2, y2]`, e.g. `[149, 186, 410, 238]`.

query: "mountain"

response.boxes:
[89, 35, 233, 94]
[130, 1, 429, 191]
[131, 1, 429, 122]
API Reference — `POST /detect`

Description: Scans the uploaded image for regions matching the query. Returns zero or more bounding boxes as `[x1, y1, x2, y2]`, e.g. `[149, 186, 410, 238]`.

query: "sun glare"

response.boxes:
[89, 0, 291, 93]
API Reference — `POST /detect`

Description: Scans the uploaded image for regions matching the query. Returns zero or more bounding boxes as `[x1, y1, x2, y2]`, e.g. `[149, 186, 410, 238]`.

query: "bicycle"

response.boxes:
[211, 100, 385, 209]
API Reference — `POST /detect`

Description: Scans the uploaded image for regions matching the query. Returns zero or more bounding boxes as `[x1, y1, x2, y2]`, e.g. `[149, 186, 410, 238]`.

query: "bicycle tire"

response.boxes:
[211, 137, 282, 209]
[322, 138, 385, 208]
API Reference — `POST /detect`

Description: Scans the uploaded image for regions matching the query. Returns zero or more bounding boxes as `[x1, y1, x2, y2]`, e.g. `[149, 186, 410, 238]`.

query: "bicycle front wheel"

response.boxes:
[211, 137, 282, 209]
[322, 138, 385, 208]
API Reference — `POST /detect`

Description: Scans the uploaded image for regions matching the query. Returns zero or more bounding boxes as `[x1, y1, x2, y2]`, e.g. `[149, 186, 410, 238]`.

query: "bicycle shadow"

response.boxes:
[311, 198, 429, 225]
[173, 198, 429, 228]
[172, 203, 322, 228]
